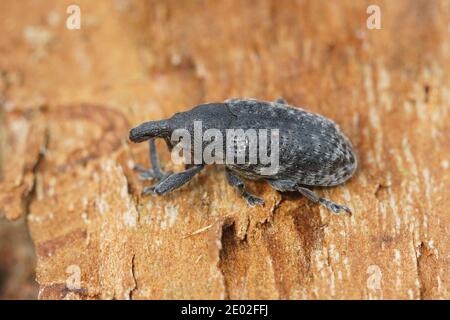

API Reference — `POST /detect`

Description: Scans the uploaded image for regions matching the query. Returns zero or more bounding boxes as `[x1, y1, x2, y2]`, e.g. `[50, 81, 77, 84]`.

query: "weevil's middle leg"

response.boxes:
[134, 138, 171, 181]
[226, 169, 265, 207]
[297, 186, 352, 215]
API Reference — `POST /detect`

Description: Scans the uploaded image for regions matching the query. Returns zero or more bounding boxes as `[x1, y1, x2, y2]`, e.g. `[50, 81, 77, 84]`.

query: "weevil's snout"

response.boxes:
[129, 120, 170, 143]
[129, 127, 147, 142]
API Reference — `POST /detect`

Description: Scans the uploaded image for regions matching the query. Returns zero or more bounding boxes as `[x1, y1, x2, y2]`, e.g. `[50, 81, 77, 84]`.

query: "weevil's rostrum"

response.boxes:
[129, 98, 357, 214]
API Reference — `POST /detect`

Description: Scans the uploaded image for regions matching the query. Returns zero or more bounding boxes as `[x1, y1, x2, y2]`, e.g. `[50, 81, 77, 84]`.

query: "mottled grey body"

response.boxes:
[129, 98, 357, 214]
[224, 98, 357, 189]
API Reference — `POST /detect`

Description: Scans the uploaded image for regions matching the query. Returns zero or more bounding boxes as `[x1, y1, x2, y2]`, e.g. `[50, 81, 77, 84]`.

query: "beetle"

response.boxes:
[129, 98, 357, 214]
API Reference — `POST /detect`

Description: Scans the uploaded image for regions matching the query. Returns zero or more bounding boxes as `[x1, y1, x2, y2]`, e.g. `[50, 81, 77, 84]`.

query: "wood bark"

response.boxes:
[0, 0, 448, 299]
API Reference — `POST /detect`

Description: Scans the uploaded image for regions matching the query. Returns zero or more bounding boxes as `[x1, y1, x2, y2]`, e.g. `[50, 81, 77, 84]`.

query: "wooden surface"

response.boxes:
[0, 0, 448, 299]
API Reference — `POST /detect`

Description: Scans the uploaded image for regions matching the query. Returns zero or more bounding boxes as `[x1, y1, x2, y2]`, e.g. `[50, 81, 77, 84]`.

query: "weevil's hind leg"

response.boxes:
[142, 165, 203, 196]
[275, 97, 288, 104]
[297, 186, 352, 215]
[266, 179, 296, 192]
[226, 169, 265, 207]
[134, 138, 171, 181]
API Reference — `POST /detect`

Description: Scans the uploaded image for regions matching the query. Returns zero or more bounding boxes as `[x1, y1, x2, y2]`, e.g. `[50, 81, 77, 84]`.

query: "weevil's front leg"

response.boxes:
[142, 165, 204, 196]
[297, 186, 351, 215]
[134, 138, 171, 181]
[226, 169, 265, 207]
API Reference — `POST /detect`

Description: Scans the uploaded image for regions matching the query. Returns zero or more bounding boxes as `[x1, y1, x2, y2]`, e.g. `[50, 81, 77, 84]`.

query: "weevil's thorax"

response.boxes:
[166, 103, 236, 161]
[168, 103, 235, 134]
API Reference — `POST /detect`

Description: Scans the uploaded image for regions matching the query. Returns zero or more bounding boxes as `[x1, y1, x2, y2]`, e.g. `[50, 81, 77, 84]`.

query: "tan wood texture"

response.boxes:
[0, 0, 448, 299]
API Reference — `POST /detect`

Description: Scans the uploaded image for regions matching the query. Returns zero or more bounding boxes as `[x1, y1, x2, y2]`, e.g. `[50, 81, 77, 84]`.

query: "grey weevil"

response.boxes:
[129, 98, 357, 214]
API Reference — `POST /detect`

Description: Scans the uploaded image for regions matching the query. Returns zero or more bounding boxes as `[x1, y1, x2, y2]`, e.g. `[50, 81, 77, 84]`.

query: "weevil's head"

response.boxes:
[129, 103, 233, 143]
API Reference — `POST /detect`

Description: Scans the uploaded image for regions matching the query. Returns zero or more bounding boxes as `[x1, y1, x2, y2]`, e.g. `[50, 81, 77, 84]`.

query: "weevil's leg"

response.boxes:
[163, 136, 173, 151]
[142, 165, 203, 196]
[275, 97, 287, 104]
[148, 138, 168, 179]
[297, 186, 351, 215]
[226, 169, 265, 207]
[266, 179, 296, 192]
[134, 138, 171, 181]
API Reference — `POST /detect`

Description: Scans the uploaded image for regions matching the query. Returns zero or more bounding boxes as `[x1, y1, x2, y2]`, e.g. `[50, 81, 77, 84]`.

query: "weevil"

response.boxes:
[129, 98, 357, 214]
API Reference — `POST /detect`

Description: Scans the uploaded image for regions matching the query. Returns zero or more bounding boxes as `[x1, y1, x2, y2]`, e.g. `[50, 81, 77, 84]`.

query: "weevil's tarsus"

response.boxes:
[142, 165, 204, 196]
[133, 164, 156, 180]
[297, 186, 352, 215]
[133, 139, 171, 181]
[226, 169, 265, 207]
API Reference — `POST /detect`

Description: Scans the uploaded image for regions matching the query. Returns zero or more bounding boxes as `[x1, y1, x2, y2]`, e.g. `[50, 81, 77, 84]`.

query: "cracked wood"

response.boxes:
[0, 0, 448, 299]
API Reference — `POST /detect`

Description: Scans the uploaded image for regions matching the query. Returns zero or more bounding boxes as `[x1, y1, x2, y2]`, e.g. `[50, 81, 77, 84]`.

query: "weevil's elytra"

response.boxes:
[129, 98, 357, 214]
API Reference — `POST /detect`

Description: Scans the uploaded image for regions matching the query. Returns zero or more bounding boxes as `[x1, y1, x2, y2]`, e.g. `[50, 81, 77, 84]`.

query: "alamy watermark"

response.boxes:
[170, 121, 280, 175]
[66, 264, 81, 290]
[66, 5, 81, 30]
[366, 5, 381, 30]
[366, 265, 382, 291]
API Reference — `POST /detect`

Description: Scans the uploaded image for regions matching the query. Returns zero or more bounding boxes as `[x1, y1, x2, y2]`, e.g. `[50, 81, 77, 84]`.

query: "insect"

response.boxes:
[129, 98, 357, 214]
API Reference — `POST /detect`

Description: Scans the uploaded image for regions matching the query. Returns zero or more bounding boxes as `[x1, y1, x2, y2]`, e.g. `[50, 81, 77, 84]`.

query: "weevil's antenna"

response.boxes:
[129, 120, 170, 143]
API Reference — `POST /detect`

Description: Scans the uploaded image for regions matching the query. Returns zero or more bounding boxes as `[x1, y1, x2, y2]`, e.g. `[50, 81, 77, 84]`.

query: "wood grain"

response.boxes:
[0, 0, 448, 299]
